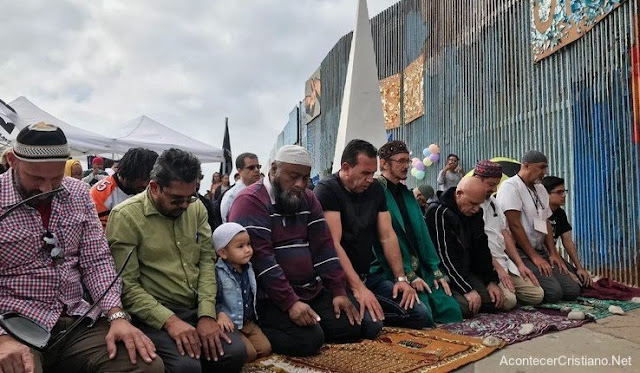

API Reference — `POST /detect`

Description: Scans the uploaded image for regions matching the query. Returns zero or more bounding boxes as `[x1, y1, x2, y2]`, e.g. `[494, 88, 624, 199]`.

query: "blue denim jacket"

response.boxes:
[215, 258, 257, 329]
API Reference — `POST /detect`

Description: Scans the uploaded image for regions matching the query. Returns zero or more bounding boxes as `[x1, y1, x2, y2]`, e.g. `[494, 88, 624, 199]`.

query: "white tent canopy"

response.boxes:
[8, 97, 223, 163]
[111, 115, 223, 163]
[10, 96, 116, 156]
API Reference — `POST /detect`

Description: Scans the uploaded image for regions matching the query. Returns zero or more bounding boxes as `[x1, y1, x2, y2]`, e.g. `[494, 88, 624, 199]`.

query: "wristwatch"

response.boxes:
[107, 311, 131, 323]
[396, 276, 408, 283]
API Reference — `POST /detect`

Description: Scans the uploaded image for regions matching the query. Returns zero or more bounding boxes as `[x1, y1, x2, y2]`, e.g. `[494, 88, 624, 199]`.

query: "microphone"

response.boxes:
[0, 187, 65, 222]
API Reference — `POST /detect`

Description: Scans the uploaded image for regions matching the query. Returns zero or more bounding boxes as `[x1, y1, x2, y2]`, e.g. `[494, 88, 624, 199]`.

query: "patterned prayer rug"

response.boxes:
[441, 308, 590, 345]
[523, 297, 640, 320]
[242, 327, 497, 373]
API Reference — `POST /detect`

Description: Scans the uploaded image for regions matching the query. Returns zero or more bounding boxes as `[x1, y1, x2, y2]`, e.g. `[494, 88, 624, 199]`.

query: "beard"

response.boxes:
[13, 170, 53, 207]
[273, 177, 303, 215]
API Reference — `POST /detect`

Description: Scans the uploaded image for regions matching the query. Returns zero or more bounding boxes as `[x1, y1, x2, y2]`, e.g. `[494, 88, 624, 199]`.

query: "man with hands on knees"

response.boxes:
[474, 160, 544, 309]
[496, 151, 580, 303]
[372, 140, 462, 324]
[314, 140, 428, 332]
[426, 176, 506, 318]
[229, 145, 361, 357]
[541, 176, 592, 288]
[107, 148, 246, 373]
[0, 123, 162, 373]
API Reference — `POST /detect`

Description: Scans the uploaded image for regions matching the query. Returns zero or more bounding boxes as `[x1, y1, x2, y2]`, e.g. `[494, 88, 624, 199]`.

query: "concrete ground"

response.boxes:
[457, 308, 640, 373]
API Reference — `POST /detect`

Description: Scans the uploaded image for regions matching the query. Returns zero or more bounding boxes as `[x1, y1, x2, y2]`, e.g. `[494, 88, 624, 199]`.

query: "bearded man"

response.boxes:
[228, 145, 361, 357]
[0, 123, 162, 373]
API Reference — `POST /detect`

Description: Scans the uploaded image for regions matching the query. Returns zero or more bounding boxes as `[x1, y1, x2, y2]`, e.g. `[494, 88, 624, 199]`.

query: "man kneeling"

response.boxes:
[426, 177, 506, 318]
[108, 149, 246, 372]
[229, 145, 361, 357]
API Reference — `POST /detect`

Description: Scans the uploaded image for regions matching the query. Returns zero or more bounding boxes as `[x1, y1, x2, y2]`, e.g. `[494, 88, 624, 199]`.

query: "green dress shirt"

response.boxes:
[107, 190, 215, 330]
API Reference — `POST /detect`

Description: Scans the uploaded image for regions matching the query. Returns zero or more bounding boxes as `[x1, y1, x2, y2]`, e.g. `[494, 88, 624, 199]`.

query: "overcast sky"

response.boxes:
[0, 0, 397, 189]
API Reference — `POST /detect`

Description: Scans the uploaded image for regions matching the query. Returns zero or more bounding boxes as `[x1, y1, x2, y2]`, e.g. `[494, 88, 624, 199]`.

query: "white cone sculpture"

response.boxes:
[332, 0, 388, 172]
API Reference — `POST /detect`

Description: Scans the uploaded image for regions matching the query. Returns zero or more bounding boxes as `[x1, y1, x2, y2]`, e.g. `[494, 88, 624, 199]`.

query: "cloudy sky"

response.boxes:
[1, 0, 396, 188]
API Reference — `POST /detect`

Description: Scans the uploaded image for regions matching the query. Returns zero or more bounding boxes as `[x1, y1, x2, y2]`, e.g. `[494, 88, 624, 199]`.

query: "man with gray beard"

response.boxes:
[228, 145, 363, 357]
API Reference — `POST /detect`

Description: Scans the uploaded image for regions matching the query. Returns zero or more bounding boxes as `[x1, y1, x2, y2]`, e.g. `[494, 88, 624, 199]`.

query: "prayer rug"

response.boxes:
[242, 327, 497, 373]
[441, 308, 590, 345]
[525, 296, 640, 320]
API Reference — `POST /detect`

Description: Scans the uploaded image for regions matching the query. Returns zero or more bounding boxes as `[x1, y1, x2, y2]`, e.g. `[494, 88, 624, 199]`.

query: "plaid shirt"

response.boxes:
[0, 171, 122, 335]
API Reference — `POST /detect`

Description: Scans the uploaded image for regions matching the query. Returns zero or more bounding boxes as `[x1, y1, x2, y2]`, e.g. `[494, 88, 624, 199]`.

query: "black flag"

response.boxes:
[219, 118, 233, 175]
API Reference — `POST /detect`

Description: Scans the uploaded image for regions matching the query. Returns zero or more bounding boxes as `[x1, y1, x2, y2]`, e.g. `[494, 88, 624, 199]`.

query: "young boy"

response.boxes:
[213, 222, 272, 362]
[541, 176, 592, 287]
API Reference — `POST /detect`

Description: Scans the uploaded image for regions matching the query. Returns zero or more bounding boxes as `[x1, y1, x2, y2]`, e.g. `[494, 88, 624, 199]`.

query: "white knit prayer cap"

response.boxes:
[212, 222, 247, 251]
[275, 145, 313, 167]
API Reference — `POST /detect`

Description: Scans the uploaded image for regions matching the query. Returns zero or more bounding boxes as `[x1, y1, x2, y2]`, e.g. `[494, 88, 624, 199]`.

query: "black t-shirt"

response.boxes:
[550, 207, 572, 241]
[314, 173, 388, 275]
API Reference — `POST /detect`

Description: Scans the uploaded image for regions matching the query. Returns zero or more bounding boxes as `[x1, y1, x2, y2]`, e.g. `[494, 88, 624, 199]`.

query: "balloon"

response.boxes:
[411, 168, 418, 177]
[429, 144, 440, 154]
[414, 162, 425, 171]
[423, 157, 433, 167]
[422, 148, 430, 157]
[429, 153, 440, 163]
[414, 170, 425, 180]
[412, 157, 421, 167]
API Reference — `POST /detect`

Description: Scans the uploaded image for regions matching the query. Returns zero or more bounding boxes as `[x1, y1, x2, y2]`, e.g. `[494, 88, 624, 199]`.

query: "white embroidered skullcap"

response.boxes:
[212, 222, 247, 251]
[275, 145, 312, 167]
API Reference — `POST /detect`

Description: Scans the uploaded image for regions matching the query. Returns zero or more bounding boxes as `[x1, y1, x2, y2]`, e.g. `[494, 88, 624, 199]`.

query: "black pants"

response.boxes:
[257, 289, 382, 357]
[134, 307, 247, 373]
[451, 274, 497, 318]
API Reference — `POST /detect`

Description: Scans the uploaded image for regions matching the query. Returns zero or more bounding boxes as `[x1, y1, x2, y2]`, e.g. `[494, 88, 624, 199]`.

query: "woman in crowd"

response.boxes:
[64, 159, 83, 180]
[213, 173, 231, 201]
[208, 172, 222, 200]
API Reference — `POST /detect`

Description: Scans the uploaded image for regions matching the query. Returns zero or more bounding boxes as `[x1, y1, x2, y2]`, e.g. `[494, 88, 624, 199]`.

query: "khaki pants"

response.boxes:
[239, 320, 271, 362]
[31, 317, 163, 373]
[500, 273, 545, 310]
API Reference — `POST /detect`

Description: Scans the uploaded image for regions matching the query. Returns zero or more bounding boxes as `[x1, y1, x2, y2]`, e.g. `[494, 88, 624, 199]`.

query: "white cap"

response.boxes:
[275, 145, 312, 167]
[212, 222, 247, 251]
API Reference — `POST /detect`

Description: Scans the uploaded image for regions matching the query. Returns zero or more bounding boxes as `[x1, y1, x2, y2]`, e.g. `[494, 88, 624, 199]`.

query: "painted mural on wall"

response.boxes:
[304, 67, 321, 124]
[403, 54, 425, 124]
[380, 73, 402, 129]
[531, 0, 628, 62]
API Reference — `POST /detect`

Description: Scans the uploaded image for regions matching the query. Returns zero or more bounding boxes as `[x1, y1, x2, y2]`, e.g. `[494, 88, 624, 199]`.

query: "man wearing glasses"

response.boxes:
[0, 123, 162, 373]
[107, 148, 247, 373]
[496, 151, 581, 303]
[220, 152, 261, 223]
[541, 176, 592, 287]
[314, 140, 435, 331]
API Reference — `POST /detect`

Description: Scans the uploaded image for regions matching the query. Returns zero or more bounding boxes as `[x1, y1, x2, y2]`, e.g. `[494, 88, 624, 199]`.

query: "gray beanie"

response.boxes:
[521, 150, 548, 164]
[417, 184, 435, 199]
[212, 222, 247, 251]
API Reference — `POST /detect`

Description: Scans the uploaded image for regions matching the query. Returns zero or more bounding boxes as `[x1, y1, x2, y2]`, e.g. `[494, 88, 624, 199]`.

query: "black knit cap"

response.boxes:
[13, 122, 70, 162]
[378, 140, 409, 160]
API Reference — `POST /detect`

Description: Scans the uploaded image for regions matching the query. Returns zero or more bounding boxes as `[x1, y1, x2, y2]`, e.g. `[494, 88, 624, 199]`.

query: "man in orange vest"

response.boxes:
[91, 148, 158, 228]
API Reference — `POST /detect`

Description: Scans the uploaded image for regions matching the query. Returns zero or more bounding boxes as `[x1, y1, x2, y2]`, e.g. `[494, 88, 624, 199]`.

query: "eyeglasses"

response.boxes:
[245, 165, 262, 171]
[389, 158, 411, 165]
[160, 187, 199, 205]
[43, 231, 64, 266]
[550, 189, 569, 196]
